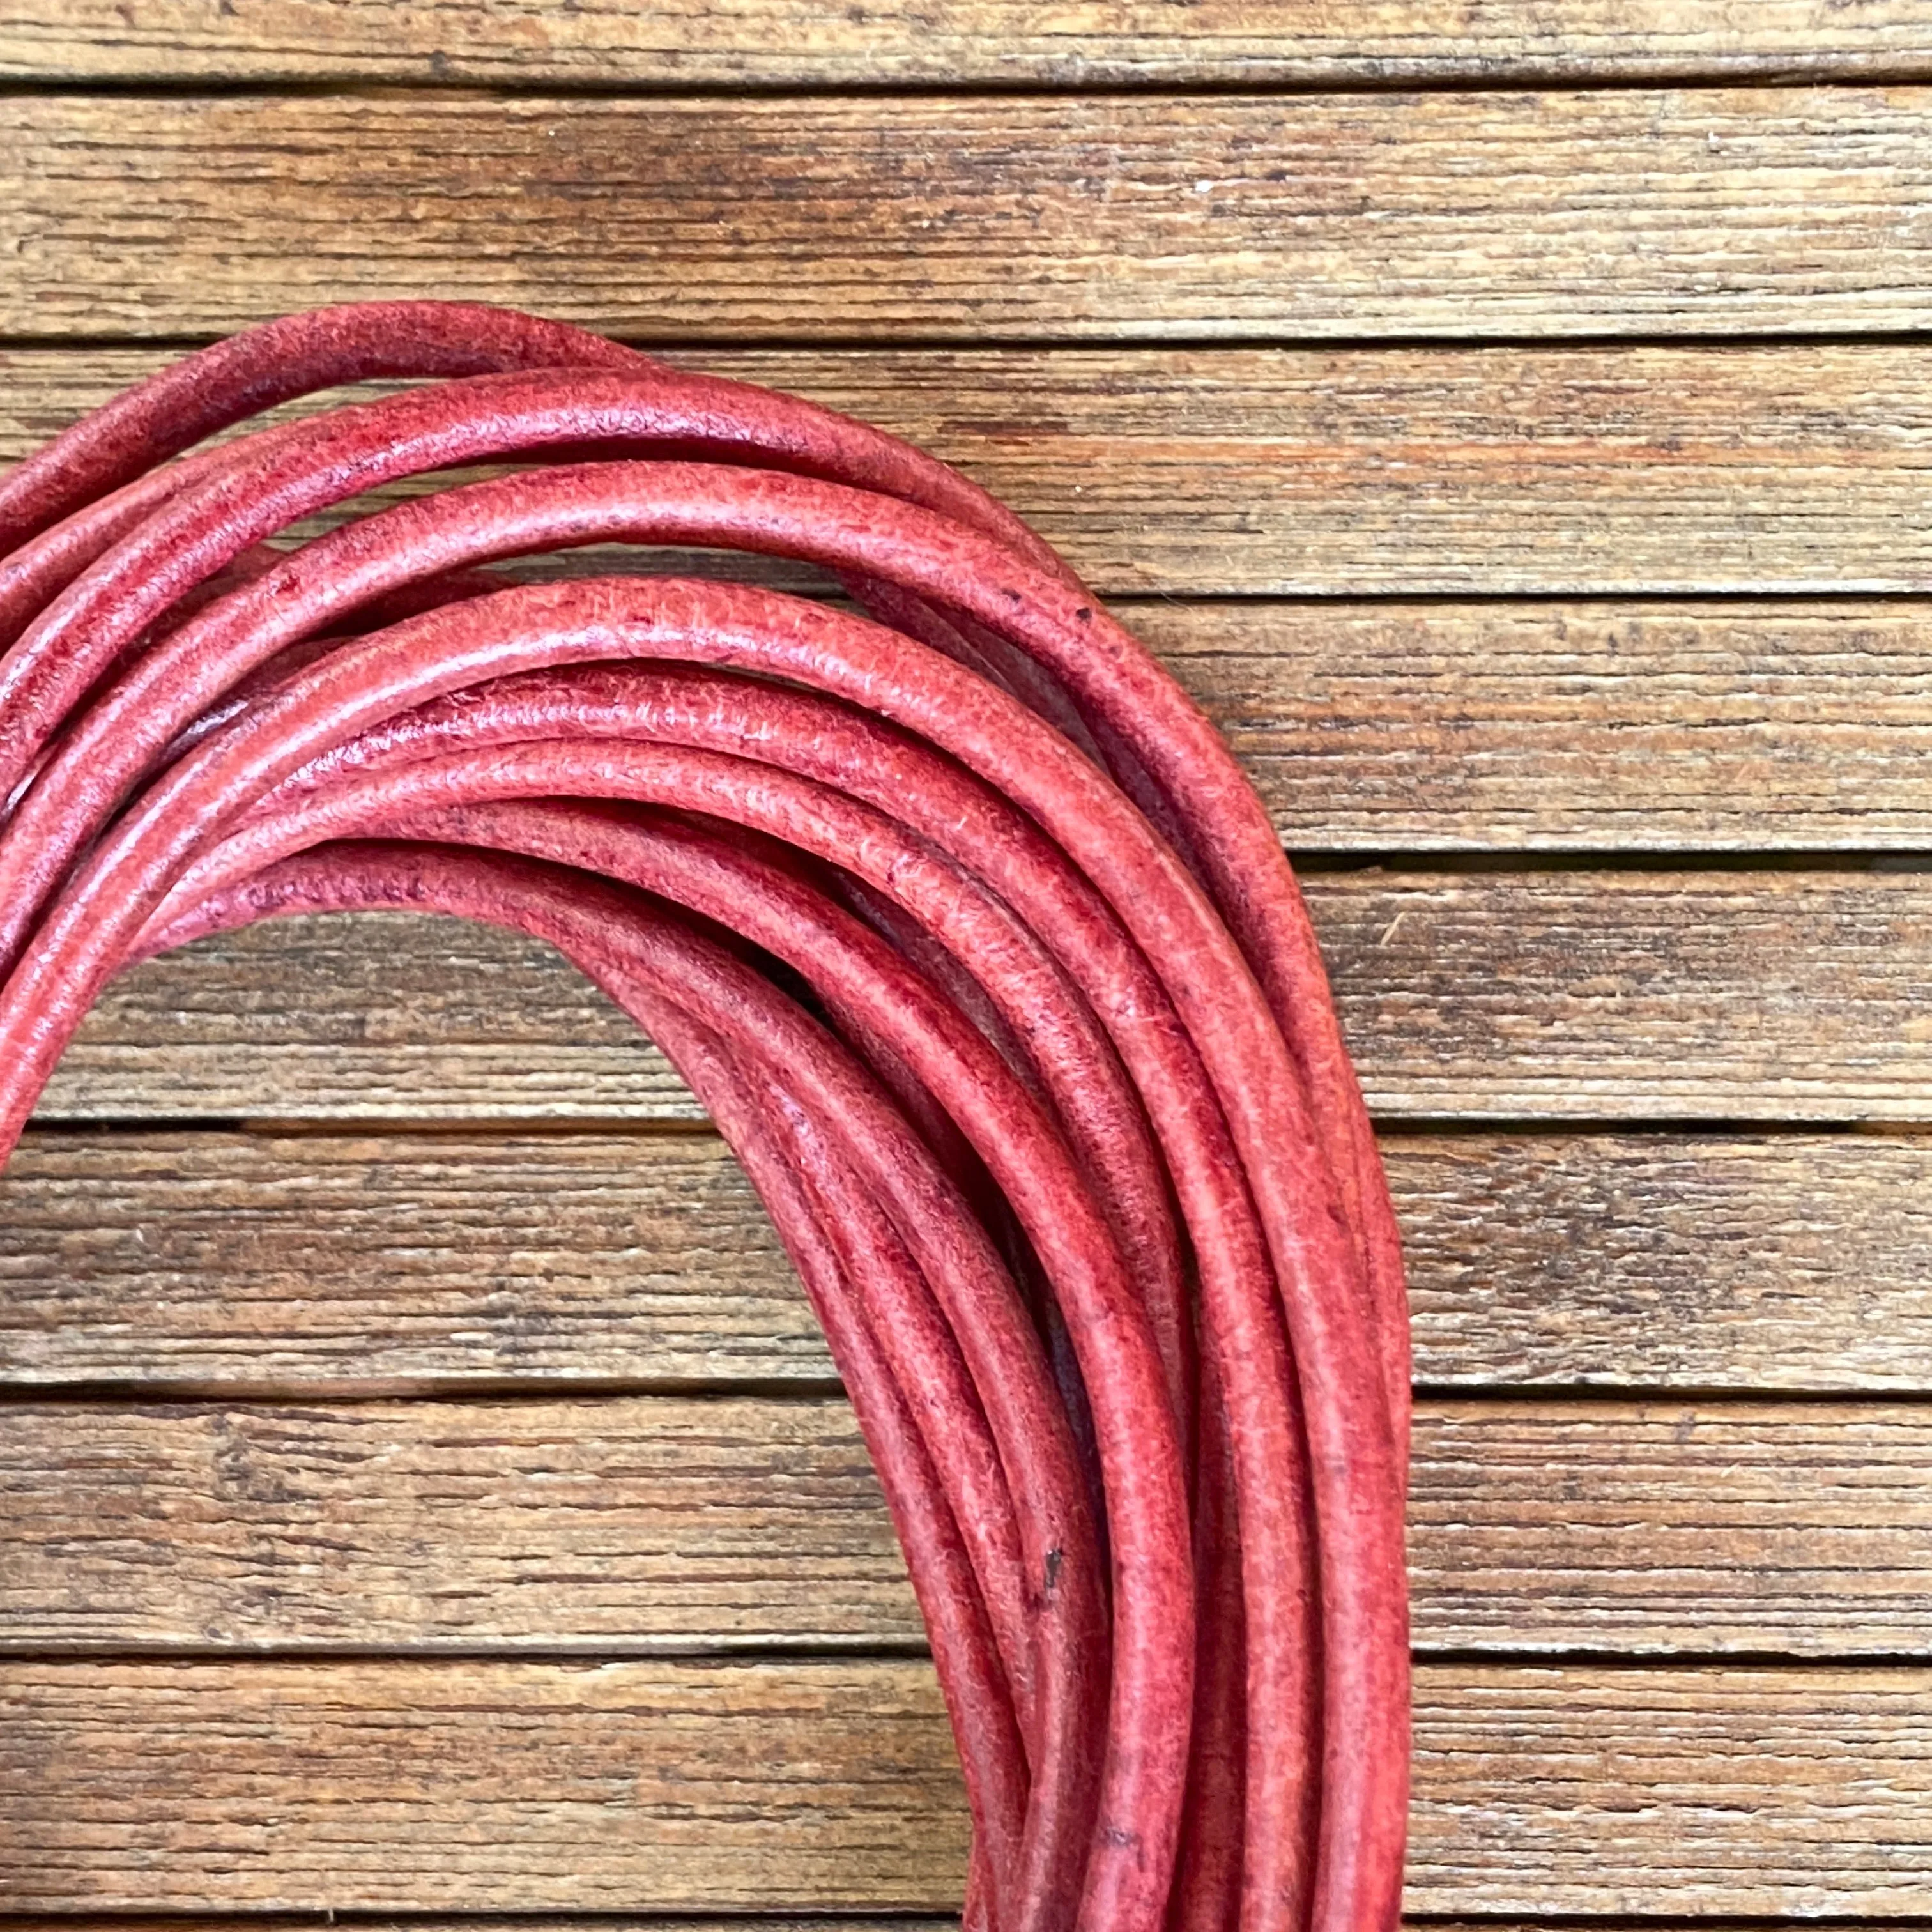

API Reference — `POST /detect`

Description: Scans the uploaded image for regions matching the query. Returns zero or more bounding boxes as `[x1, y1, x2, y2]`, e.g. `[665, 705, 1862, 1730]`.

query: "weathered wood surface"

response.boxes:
[39, 876, 1932, 1124]
[0, 1657, 970, 1912]
[4, 1129, 1930, 1395]
[0, 1924, 1868, 1932]
[1, 1657, 1927, 1913]
[0, 1925, 949, 1932]
[0, 1923, 950, 1932]
[0, 1397, 917, 1652]
[0, 1924, 951, 1932]
[9, 91, 1932, 342]
[14, 344, 1932, 600]
[8, 1, 1931, 86]
[6, 1394, 1932, 1657]
[1155, 601, 1932, 852]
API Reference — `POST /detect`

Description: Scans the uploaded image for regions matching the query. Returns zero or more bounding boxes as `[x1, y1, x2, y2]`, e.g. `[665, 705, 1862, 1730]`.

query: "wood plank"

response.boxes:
[37, 871, 1932, 1125]
[0, 1396, 920, 1652]
[1149, 600, 1932, 853]
[13, 344, 1932, 597]
[0, 1657, 970, 1912]
[16, 348, 1932, 602]
[7, 1, 1931, 86]
[6, 1394, 1932, 1657]
[1405, 1664, 1932, 1917]
[1314, 868, 1932, 1123]
[0, 1657, 1926, 1912]
[1409, 1400, 1932, 1656]
[4, 1129, 1929, 1395]
[8, 91, 1932, 343]
[0, 1925, 1855, 1932]
[0, 1923, 945, 1932]
[0, 1131, 819, 1392]
[0, 1923, 949, 1932]
[45, 913, 697, 1123]
[1395, 1131, 1932, 1393]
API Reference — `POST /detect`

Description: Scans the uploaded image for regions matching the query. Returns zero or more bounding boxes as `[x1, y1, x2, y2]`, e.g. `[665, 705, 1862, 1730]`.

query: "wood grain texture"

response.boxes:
[0, 1923, 949, 1932]
[4, 1129, 1930, 1395]
[8, 91, 1932, 342]
[0, 1923, 942, 1932]
[7, 1, 1931, 86]
[38, 873, 1932, 1124]
[0, 1925, 1861, 1932]
[13, 344, 1932, 597]
[1394, 1131, 1932, 1392]
[0, 1657, 970, 1912]
[1, 1657, 1927, 1913]
[1409, 1401, 1932, 1655]
[1151, 601, 1932, 852]
[0, 1397, 917, 1652]
[6, 1394, 1932, 1657]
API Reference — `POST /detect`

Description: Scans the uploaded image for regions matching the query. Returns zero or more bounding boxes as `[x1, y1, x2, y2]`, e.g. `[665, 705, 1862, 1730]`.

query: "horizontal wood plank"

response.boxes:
[0, 1925, 1860, 1932]
[1411, 1400, 1932, 1655]
[37, 873, 1932, 1125]
[13, 345, 1932, 598]
[0, 1657, 1926, 1912]
[0, 1656, 969, 1912]
[8, 91, 1932, 342]
[1152, 600, 1932, 852]
[0, 1396, 918, 1652]
[5, 1394, 1932, 1657]
[0, 1923, 939, 1932]
[3, 1129, 1929, 1395]
[8, 2, 1932, 86]
[1394, 1131, 1932, 1392]
[0, 1923, 948, 1932]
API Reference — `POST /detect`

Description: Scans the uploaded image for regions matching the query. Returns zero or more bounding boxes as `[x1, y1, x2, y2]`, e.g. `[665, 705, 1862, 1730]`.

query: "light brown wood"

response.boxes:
[38, 873, 1932, 1124]
[8, 91, 1932, 342]
[4, 1129, 1930, 1394]
[1409, 1400, 1932, 1655]
[6, 1393, 1932, 1657]
[1149, 600, 1932, 853]
[1, 1657, 1926, 1912]
[0, 1924, 1880, 1932]
[0, 1131, 818, 1392]
[0, 1656, 970, 1912]
[1405, 1664, 1932, 1917]
[1394, 1131, 1932, 1393]
[13, 344, 1932, 599]
[0, 1396, 920, 1652]
[0, 1923, 946, 1932]
[6, 1, 1931, 86]
[0, 1923, 952, 1932]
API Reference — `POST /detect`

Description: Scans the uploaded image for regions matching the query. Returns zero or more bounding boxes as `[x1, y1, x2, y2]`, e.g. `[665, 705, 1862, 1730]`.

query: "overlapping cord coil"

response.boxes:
[0, 302, 1409, 1932]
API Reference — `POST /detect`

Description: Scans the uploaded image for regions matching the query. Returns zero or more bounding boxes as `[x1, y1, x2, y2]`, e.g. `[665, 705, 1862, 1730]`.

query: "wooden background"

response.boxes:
[4, 2, 1932, 1921]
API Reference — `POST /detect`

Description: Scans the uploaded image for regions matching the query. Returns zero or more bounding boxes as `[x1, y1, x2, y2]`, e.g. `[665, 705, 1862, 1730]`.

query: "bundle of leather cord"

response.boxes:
[0, 302, 1410, 1932]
